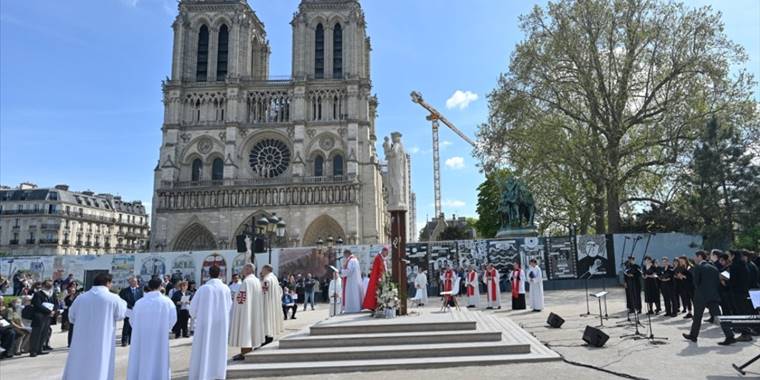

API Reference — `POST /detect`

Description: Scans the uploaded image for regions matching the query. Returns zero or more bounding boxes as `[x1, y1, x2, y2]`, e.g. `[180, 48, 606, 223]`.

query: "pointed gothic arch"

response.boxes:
[173, 222, 217, 251]
[302, 215, 345, 246]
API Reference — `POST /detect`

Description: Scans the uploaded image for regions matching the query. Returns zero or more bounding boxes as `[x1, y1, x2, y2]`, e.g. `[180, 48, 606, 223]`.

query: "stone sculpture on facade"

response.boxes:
[384, 132, 408, 211]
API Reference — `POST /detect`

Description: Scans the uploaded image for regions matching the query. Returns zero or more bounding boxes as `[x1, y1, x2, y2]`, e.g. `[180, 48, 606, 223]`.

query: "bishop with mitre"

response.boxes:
[229, 263, 264, 360]
[362, 247, 389, 311]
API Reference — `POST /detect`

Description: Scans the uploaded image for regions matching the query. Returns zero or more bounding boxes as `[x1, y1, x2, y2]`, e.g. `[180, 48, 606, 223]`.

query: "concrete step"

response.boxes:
[246, 341, 528, 364]
[279, 330, 502, 349]
[309, 320, 476, 335]
[228, 352, 559, 378]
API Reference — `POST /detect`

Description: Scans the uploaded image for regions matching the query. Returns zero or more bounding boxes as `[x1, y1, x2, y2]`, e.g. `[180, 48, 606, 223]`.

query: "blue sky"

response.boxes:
[1, 0, 759, 234]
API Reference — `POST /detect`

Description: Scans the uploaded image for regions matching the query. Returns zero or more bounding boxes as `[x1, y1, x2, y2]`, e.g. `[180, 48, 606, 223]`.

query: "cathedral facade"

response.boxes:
[151, 0, 388, 251]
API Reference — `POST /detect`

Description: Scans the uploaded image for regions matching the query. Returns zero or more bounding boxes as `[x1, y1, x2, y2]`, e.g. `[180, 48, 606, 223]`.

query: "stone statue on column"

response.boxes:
[383, 132, 408, 211]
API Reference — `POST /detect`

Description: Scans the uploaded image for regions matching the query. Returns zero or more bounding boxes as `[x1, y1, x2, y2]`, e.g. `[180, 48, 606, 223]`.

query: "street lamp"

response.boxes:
[317, 236, 344, 270]
[253, 213, 286, 265]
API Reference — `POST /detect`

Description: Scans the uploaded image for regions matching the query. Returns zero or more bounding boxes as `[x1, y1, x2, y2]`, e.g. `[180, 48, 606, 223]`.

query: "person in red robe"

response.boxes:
[362, 247, 389, 311]
[439, 264, 457, 306]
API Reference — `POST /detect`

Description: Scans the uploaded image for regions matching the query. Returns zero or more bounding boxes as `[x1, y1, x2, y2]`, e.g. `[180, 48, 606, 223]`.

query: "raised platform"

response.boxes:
[227, 308, 560, 378]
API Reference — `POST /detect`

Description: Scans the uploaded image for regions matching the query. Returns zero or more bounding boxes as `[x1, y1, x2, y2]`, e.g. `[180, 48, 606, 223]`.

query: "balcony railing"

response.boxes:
[9, 240, 19, 245]
[39, 239, 59, 245]
[160, 174, 356, 190]
[41, 223, 61, 230]
[62, 240, 70, 246]
[25, 239, 36, 244]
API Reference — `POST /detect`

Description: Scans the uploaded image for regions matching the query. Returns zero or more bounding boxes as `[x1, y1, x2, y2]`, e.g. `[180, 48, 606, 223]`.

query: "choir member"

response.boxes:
[623, 256, 642, 314]
[658, 257, 677, 317]
[642, 256, 661, 314]
[674, 256, 693, 318]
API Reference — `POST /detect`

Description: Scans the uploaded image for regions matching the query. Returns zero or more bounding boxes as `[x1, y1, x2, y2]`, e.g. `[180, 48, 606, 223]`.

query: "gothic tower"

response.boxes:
[151, 0, 385, 251]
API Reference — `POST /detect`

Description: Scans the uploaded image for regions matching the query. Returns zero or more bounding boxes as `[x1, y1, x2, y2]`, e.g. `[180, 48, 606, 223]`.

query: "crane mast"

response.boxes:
[410, 91, 477, 221]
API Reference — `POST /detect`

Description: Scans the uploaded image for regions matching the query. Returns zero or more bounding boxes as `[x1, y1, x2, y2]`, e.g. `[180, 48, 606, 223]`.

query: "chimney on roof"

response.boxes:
[81, 191, 94, 196]
[54, 184, 69, 191]
[19, 182, 37, 190]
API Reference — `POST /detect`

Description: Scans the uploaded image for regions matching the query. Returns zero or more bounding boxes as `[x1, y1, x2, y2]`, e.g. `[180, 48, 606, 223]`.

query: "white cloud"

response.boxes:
[445, 156, 465, 169]
[441, 140, 453, 150]
[120, 0, 140, 7]
[445, 90, 478, 110]
[442, 199, 466, 208]
[409, 146, 421, 154]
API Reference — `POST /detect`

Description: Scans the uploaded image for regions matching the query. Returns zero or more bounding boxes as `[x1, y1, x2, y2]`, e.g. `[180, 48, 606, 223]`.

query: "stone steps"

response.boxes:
[279, 330, 503, 349]
[227, 310, 560, 378]
[309, 320, 476, 335]
[228, 353, 559, 378]
[247, 341, 529, 363]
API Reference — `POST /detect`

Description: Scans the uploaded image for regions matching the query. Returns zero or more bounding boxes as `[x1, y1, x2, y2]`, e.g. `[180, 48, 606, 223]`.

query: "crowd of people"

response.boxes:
[623, 249, 760, 345]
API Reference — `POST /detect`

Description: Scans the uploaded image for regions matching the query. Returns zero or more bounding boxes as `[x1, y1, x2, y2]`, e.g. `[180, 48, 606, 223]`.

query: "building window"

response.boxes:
[333, 23, 343, 78]
[333, 154, 344, 176]
[314, 155, 324, 177]
[196, 25, 210, 82]
[216, 24, 229, 81]
[315, 23, 324, 79]
[212, 158, 224, 180]
[191, 158, 203, 182]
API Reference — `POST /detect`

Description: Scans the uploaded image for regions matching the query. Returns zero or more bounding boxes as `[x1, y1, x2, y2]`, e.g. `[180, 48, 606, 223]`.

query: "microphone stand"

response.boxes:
[644, 307, 668, 345]
[579, 272, 595, 317]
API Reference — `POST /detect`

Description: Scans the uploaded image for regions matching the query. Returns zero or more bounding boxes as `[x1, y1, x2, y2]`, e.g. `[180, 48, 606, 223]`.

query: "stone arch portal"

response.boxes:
[302, 215, 345, 246]
[173, 223, 217, 251]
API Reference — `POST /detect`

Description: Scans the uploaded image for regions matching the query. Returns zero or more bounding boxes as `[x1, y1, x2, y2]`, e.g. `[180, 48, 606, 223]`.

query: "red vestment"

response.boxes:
[485, 268, 498, 301]
[467, 271, 477, 297]
[442, 269, 454, 292]
[362, 253, 386, 310]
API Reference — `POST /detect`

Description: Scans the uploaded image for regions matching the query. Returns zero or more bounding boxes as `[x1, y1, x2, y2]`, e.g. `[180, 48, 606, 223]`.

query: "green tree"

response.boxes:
[477, 0, 757, 233]
[684, 118, 760, 249]
[439, 225, 471, 241]
[475, 168, 512, 238]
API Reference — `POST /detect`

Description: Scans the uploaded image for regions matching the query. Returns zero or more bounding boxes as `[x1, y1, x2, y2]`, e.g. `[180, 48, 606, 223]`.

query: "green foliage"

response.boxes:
[439, 224, 471, 241]
[477, 0, 757, 234]
[475, 168, 512, 238]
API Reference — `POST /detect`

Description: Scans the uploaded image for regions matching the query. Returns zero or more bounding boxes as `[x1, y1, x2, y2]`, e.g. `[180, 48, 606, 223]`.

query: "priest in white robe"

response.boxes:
[229, 263, 264, 360]
[527, 259, 544, 312]
[412, 267, 428, 306]
[62, 273, 127, 380]
[328, 270, 342, 317]
[465, 265, 480, 308]
[340, 249, 363, 313]
[483, 264, 501, 309]
[127, 278, 177, 380]
[260, 264, 283, 344]
[361, 273, 369, 299]
[189, 265, 232, 380]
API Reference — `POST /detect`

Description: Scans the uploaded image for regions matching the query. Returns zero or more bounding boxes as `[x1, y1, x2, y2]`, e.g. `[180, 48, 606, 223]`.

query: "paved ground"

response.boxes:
[1, 288, 757, 380]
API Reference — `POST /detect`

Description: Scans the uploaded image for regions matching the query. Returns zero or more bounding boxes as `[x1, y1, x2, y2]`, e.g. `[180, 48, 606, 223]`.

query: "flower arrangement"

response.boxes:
[375, 271, 399, 318]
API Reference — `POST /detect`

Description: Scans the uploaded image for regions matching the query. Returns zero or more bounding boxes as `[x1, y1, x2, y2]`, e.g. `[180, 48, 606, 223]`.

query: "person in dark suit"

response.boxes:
[683, 251, 736, 345]
[29, 280, 55, 357]
[728, 250, 754, 342]
[171, 281, 191, 338]
[118, 276, 143, 346]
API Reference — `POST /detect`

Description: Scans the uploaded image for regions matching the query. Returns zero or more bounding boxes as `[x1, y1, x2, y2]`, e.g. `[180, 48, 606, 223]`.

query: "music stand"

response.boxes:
[579, 272, 597, 317]
[591, 291, 608, 327]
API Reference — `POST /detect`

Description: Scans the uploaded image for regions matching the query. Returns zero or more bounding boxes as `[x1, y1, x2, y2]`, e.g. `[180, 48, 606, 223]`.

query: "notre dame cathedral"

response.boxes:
[150, 0, 409, 251]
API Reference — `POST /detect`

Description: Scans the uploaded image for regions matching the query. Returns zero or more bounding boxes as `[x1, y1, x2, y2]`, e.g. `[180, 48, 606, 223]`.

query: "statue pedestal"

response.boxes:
[495, 226, 538, 239]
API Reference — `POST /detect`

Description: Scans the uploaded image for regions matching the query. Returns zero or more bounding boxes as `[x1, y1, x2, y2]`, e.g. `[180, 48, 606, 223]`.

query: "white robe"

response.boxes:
[261, 272, 283, 338]
[483, 269, 501, 308]
[62, 286, 127, 380]
[228, 274, 264, 349]
[328, 277, 342, 317]
[465, 271, 480, 307]
[413, 272, 428, 304]
[189, 278, 232, 380]
[527, 266, 545, 311]
[361, 277, 369, 298]
[341, 256, 363, 313]
[127, 291, 177, 380]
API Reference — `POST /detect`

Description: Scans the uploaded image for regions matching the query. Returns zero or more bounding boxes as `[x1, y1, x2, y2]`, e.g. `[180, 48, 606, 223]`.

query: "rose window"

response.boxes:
[249, 138, 290, 178]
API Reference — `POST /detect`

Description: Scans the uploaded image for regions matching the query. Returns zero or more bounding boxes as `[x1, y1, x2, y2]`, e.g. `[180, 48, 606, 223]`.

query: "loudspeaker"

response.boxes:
[236, 235, 247, 253]
[547, 312, 565, 328]
[253, 237, 266, 254]
[582, 326, 609, 347]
